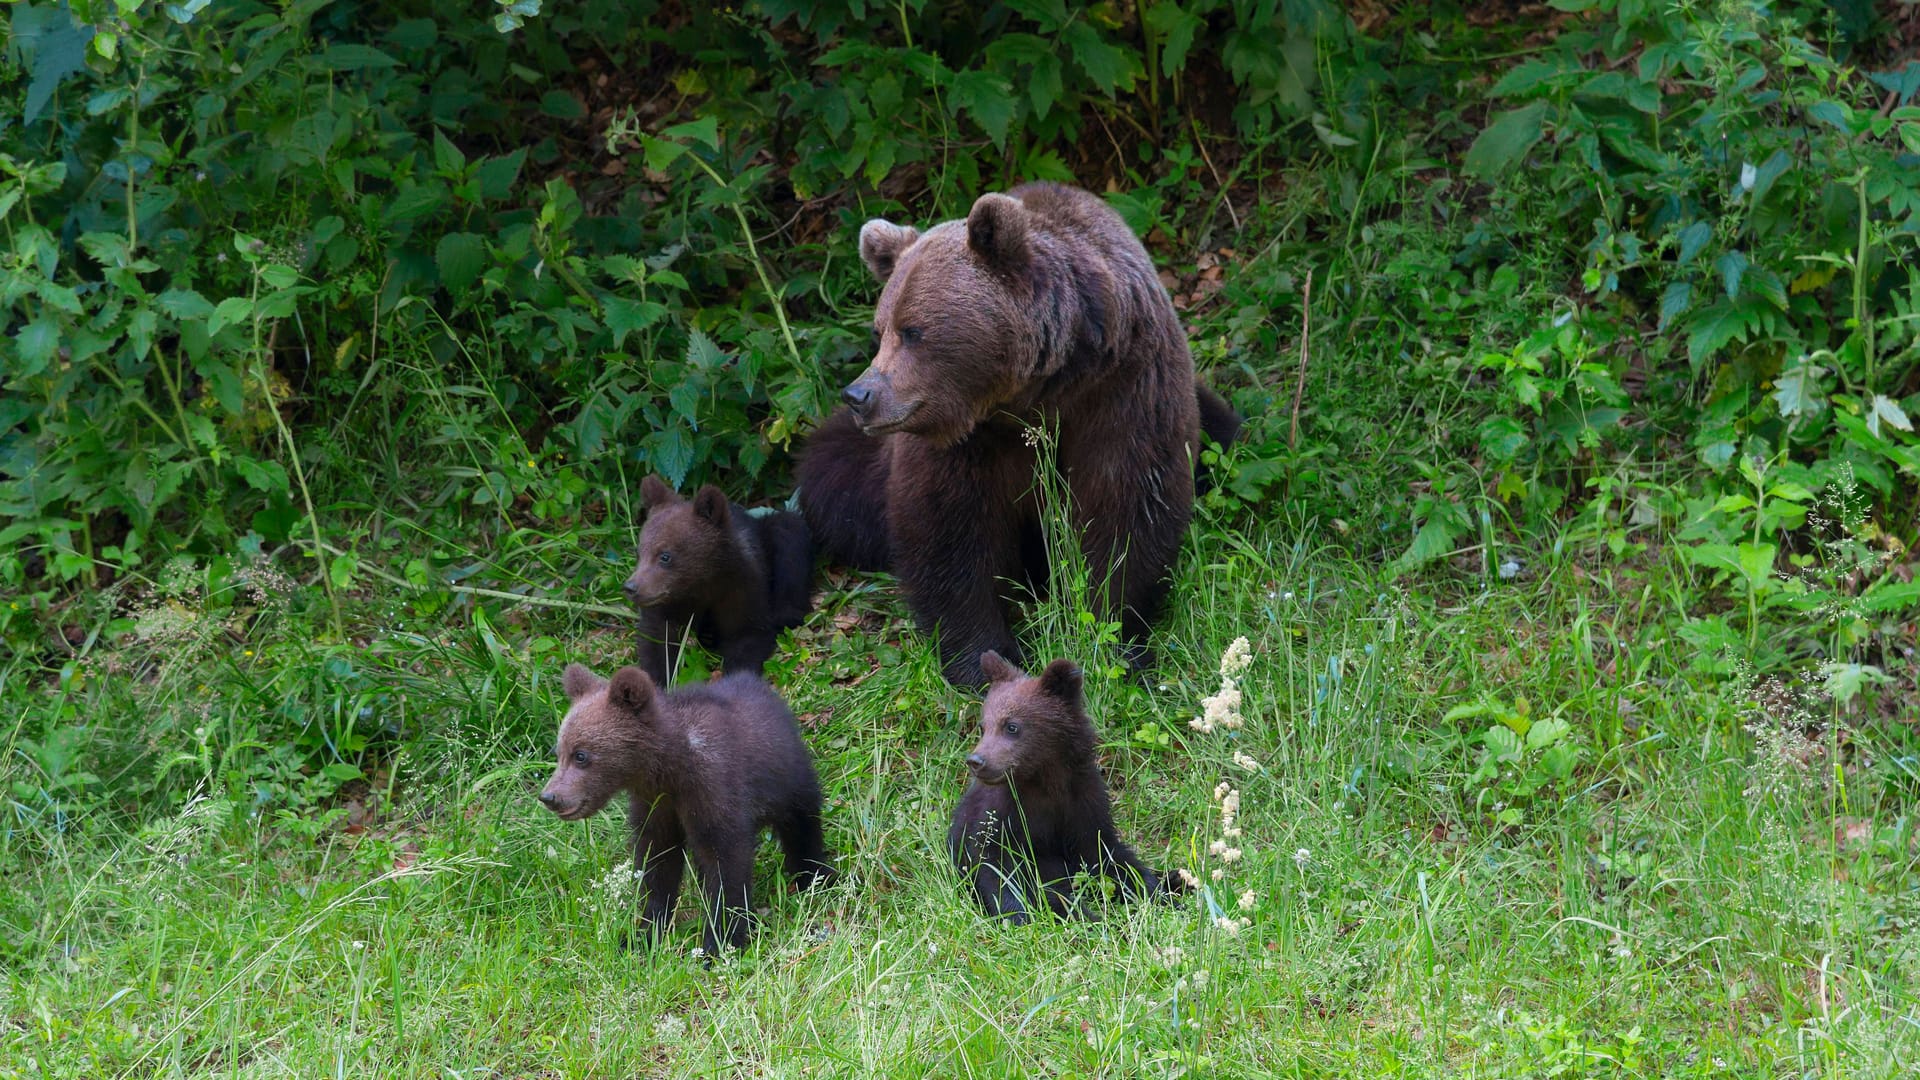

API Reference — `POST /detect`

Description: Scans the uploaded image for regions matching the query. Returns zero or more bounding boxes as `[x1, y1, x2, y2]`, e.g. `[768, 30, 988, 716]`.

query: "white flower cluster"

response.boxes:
[1189, 636, 1253, 734]
[1207, 782, 1254, 934]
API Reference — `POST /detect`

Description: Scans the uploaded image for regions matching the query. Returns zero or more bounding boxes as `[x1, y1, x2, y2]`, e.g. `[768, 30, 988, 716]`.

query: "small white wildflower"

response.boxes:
[545, 845, 557, 859]
[1293, 848, 1311, 871]
[1160, 945, 1185, 965]
[1177, 867, 1200, 889]
[1219, 636, 1252, 677]
[1209, 839, 1228, 857]
[1077, 995, 1090, 1004]
[927, 942, 939, 956]
[1190, 970, 1208, 988]
[350, 940, 366, 950]
[1219, 847, 1242, 864]
[1233, 750, 1259, 772]
[1211, 868, 1225, 882]
[1222, 826, 1242, 840]
[1213, 916, 1242, 936]
[1213, 781, 1232, 801]
[1199, 679, 1244, 731]
[690, 946, 706, 959]
[1238, 889, 1257, 911]
[653, 1013, 687, 1040]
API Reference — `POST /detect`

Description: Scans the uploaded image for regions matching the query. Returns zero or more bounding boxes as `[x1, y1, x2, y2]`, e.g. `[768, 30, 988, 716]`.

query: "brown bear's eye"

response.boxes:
[572, 750, 590, 766]
[1004, 721, 1021, 736]
[901, 326, 924, 345]
[657, 551, 673, 567]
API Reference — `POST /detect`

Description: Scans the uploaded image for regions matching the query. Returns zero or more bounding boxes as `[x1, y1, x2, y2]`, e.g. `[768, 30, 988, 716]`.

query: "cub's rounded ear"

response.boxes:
[966, 193, 1030, 271]
[608, 666, 658, 716]
[640, 475, 677, 510]
[563, 662, 604, 703]
[978, 650, 1022, 685]
[858, 220, 919, 282]
[1037, 659, 1084, 703]
[692, 485, 731, 527]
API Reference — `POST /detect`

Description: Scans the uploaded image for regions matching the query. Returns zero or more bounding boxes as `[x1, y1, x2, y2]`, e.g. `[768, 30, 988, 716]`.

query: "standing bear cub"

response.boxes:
[539, 663, 835, 954]
[625, 475, 813, 685]
[949, 651, 1179, 924]
[797, 182, 1238, 685]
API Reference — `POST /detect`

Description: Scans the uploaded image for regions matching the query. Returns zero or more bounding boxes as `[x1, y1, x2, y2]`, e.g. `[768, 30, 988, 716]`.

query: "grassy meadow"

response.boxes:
[5, 1, 1920, 1076]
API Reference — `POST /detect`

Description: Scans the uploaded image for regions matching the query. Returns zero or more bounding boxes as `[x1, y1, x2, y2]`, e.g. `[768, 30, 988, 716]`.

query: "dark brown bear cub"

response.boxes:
[625, 475, 813, 685]
[539, 663, 835, 954]
[948, 651, 1176, 924]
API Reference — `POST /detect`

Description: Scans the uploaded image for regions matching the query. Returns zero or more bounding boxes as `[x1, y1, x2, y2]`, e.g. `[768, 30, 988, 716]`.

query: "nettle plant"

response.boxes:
[1467, 0, 1920, 517]
[1446, 695, 1583, 827]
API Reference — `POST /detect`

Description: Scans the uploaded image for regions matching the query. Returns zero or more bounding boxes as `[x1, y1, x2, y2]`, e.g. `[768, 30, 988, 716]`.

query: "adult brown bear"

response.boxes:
[797, 182, 1237, 686]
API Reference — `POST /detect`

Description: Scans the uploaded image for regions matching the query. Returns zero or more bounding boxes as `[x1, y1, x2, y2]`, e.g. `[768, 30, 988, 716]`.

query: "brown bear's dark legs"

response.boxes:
[1095, 833, 1164, 901]
[889, 441, 1029, 686]
[762, 509, 817, 630]
[717, 631, 776, 678]
[796, 408, 892, 572]
[774, 795, 836, 890]
[636, 608, 689, 686]
[630, 812, 687, 942]
[968, 857, 1032, 925]
[690, 832, 756, 953]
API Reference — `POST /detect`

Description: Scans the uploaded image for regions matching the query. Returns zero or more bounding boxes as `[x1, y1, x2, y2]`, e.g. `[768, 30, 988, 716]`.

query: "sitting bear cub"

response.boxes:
[948, 651, 1179, 924]
[539, 662, 835, 954]
[624, 474, 813, 685]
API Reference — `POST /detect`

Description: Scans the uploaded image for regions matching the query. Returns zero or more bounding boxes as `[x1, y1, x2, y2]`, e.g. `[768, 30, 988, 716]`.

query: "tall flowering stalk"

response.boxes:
[1180, 636, 1259, 934]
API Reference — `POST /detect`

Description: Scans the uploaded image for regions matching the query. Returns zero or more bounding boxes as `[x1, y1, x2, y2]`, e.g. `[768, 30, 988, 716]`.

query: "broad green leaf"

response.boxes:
[1820, 661, 1889, 704]
[1464, 103, 1549, 179]
[1393, 515, 1461, 573]
[1868, 394, 1913, 437]
[15, 3, 94, 125]
[662, 115, 720, 150]
[1482, 726, 1523, 763]
[1735, 542, 1776, 586]
[435, 232, 487, 292]
[1716, 250, 1748, 298]
[1772, 359, 1826, 421]
[1061, 22, 1139, 95]
[318, 44, 400, 70]
[686, 328, 725, 372]
[1526, 716, 1571, 751]
[14, 319, 61, 377]
[1144, 2, 1204, 75]
[207, 296, 253, 337]
[433, 129, 466, 174]
[1676, 221, 1712, 264]
[1658, 281, 1692, 330]
[1490, 57, 1577, 98]
[233, 457, 290, 494]
[603, 297, 668, 349]
[947, 68, 1018, 149]
[646, 422, 695, 488]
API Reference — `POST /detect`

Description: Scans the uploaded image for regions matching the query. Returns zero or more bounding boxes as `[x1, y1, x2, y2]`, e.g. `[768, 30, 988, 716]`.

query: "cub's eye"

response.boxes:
[657, 551, 673, 566]
[1003, 721, 1021, 736]
[572, 749, 590, 766]
[900, 326, 924, 345]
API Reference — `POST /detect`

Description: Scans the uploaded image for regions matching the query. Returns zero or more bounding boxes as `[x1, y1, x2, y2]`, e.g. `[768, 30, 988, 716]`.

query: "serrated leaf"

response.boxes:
[1808, 100, 1852, 131]
[1736, 542, 1777, 586]
[1393, 515, 1461, 573]
[1902, 122, 1920, 156]
[1676, 221, 1713, 264]
[1658, 280, 1692, 330]
[1867, 61, 1920, 103]
[1490, 57, 1576, 98]
[668, 380, 703, 426]
[1859, 579, 1920, 614]
[433, 129, 466, 174]
[15, 4, 94, 126]
[1821, 662, 1889, 705]
[1716, 250, 1748, 298]
[1868, 394, 1913, 437]
[475, 147, 527, 200]
[947, 68, 1017, 149]
[13, 319, 61, 377]
[435, 232, 487, 292]
[1061, 22, 1139, 95]
[207, 296, 253, 337]
[686, 328, 725, 372]
[1772, 359, 1826, 421]
[1749, 149, 1791, 206]
[1464, 103, 1549, 179]
[1144, 2, 1204, 75]
[318, 44, 399, 71]
[603, 297, 668, 349]
[1478, 416, 1529, 462]
[646, 423, 696, 489]
[233, 457, 290, 493]
[662, 115, 720, 150]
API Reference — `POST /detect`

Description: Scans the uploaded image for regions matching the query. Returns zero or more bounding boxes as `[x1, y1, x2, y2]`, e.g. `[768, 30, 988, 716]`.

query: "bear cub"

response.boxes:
[625, 474, 813, 685]
[948, 651, 1179, 924]
[539, 662, 835, 954]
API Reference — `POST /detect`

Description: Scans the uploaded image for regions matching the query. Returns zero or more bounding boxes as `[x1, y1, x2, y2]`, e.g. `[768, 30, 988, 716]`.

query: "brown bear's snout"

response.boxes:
[842, 369, 920, 434]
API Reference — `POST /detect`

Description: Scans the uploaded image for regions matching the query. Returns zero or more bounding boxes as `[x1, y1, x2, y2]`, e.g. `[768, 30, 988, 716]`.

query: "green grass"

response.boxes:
[5, 506, 1916, 1077]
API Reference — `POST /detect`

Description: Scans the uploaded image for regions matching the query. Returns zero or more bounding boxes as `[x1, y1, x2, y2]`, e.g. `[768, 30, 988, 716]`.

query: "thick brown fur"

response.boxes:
[796, 182, 1241, 685]
[625, 475, 814, 684]
[539, 663, 835, 954]
[947, 651, 1179, 924]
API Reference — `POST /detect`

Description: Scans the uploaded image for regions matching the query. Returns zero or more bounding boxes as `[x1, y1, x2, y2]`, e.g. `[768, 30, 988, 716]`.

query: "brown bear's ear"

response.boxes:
[966, 193, 1030, 271]
[692, 485, 731, 528]
[858, 220, 920, 283]
[563, 662, 604, 703]
[978, 650, 1022, 685]
[1037, 659, 1084, 704]
[607, 666, 658, 717]
[640, 475, 677, 510]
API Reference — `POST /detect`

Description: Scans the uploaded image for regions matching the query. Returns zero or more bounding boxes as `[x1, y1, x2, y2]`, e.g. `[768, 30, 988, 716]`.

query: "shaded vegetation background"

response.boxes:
[3, 0, 1920, 1074]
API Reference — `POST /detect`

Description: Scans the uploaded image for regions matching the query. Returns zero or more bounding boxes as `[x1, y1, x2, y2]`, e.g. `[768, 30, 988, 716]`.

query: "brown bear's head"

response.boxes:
[539, 662, 661, 820]
[623, 476, 734, 609]
[964, 650, 1096, 787]
[843, 193, 1043, 445]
